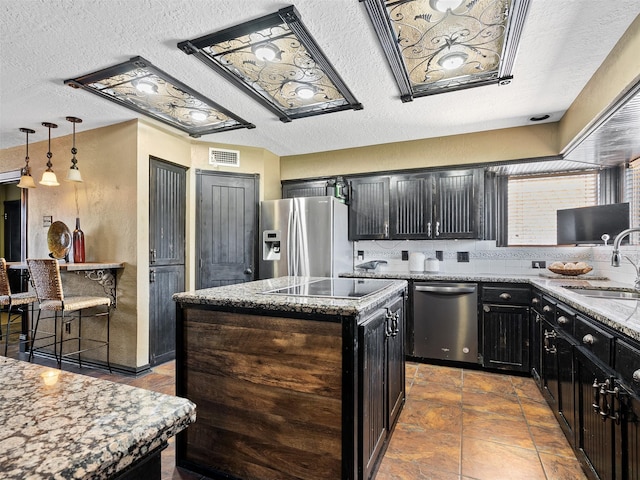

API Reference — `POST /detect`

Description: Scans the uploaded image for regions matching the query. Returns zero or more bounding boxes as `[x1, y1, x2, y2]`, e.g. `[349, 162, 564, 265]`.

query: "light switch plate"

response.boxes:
[43, 215, 52, 227]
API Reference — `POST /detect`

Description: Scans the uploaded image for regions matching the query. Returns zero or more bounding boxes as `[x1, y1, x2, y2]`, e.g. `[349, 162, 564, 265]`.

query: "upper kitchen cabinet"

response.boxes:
[349, 175, 391, 240]
[282, 179, 331, 198]
[431, 169, 483, 239]
[349, 168, 483, 240]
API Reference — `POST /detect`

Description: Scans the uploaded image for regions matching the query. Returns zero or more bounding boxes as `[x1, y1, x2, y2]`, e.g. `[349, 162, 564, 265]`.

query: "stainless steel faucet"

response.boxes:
[611, 227, 640, 289]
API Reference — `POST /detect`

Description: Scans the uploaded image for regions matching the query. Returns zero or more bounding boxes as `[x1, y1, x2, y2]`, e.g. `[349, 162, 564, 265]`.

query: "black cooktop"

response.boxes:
[263, 278, 395, 299]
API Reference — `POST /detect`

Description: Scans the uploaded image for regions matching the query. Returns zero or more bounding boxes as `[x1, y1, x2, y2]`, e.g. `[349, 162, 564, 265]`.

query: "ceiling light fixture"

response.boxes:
[39, 122, 59, 187]
[178, 6, 362, 122]
[64, 56, 255, 137]
[66, 116, 83, 182]
[17, 127, 36, 189]
[252, 42, 281, 62]
[361, 0, 531, 101]
[430, 0, 464, 12]
[438, 52, 468, 70]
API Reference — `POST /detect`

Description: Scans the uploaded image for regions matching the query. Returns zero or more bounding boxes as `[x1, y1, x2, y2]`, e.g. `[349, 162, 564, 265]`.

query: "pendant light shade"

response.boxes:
[65, 116, 83, 183]
[39, 122, 59, 186]
[17, 127, 36, 189]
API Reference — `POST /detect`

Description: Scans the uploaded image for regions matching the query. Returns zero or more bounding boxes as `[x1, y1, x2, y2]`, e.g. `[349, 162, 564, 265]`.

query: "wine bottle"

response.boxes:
[73, 217, 85, 263]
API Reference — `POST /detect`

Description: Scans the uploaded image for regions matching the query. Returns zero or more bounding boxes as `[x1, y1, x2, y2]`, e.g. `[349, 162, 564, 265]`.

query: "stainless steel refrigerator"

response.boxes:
[259, 196, 353, 279]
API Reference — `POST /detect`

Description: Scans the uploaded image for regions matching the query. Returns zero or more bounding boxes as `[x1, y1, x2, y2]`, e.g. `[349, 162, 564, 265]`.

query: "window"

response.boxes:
[508, 172, 598, 245]
[626, 158, 640, 244]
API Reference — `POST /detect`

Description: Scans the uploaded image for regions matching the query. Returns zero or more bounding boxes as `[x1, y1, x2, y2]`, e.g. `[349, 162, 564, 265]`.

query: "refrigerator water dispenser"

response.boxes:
[263, 230, 281, 261]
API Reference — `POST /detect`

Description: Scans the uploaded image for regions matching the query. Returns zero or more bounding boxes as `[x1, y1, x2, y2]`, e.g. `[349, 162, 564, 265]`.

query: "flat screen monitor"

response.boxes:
[557, 203, 630, 245]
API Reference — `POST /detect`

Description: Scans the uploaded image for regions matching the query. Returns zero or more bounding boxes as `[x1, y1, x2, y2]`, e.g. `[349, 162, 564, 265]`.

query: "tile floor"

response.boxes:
[4, 344, 587, 480]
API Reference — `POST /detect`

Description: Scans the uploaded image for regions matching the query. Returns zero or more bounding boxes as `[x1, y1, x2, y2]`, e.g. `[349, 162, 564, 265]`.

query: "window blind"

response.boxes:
[627, 158, 640, 244]
[508, 172, 598, 245]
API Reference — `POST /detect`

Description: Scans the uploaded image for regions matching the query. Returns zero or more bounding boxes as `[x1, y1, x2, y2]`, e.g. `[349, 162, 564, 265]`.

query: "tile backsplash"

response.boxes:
[354, 239, 640, 285]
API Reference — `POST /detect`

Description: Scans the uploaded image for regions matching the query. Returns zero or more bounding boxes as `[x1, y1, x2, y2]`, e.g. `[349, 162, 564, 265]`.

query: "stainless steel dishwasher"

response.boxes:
[412, 282, 479, 363]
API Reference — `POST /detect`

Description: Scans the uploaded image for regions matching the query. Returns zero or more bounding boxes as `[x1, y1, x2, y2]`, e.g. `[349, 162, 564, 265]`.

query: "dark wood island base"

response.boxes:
[173, 276, 407, 480]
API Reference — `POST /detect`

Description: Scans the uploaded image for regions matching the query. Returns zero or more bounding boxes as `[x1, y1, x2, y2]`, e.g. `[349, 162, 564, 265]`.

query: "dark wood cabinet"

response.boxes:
[532, 287, 640, 480]
[389, 173, 431, 239]
[432, 169, 482, 239]
[349, 176, 390, 240]
[282, 179, 330, 198]
[480, 284, 530, 372]
[358, 295, 405, 480]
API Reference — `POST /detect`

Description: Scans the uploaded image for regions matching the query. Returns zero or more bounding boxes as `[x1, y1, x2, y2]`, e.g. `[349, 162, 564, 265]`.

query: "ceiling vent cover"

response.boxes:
[209, 148, 240, 167]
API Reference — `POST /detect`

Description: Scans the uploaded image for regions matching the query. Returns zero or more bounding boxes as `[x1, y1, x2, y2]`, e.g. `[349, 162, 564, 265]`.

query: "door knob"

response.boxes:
[244, 267, 253, 275]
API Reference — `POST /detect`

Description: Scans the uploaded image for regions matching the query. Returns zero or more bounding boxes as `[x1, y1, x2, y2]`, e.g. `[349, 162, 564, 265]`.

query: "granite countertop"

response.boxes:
[173, 276, 408, 318]
[0, 357, 196, 480]
[345, 271, 640, 341]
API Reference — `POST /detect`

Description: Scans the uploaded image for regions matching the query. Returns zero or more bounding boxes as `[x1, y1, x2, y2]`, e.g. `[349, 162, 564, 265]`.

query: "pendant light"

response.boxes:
[66, 116, 83, 182]
[39, 122, 59, 186]
[17, 127, 36, 189]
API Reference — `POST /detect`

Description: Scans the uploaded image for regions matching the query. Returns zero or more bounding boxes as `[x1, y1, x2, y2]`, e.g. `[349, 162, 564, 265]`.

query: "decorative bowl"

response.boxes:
[548, 265, 593, 276]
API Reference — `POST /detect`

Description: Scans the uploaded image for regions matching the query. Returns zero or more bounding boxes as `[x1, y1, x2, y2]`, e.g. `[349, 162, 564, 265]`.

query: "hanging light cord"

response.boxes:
[46, 125, 53, 169]
[24, 131, 31, 171]
[70, 121, 78, 170]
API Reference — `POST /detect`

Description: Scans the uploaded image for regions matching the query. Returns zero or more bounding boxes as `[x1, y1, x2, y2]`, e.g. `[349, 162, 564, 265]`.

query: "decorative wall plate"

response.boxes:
[47, 221, 72, 261]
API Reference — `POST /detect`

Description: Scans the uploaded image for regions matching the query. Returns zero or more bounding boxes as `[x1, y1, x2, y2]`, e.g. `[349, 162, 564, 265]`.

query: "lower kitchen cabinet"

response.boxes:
[575, 347, 617, 480]
[481, 284, 530, 372]
[532, 288, 640, 480]
[359, 295, 405, 480]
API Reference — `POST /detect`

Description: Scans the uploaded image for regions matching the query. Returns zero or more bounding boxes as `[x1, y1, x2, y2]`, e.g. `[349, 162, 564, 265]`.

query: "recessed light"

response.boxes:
[429, 0, 464, 13]
[530, 114, 550, 122]
[438, 52, 468, 70]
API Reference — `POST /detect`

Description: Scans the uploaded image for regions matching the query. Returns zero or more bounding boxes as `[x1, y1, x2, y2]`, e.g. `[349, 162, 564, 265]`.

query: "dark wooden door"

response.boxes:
[541, 318, 560, 411]
[149, 157, 186, 366]
[433, 169, 481, 239]
[196, 170, 258, 289]
[390, 174, 432, 239]
[575, 348, 615, 480]
[482, 304, 530, 372]
[386, 296, 405, 429]
[359, 308, 387, 480]
[349, 176, 390, 240]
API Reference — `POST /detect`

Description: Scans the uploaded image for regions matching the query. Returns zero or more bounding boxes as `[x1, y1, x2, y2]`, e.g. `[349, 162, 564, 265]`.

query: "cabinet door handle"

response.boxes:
[557, 316, 569, 325]
[435, 221, 440, 237]
[427, 222, 432, 237]
[531, 297, 540, 305]
[149, 270, 156, 283]
[543, 305, 552, 313]
[633, 370, 640, 383]
[499, 292, 511, 301]
[583, 334, 595, 345]
[384, 222, 389, 238]
[150, 249, 157, 264]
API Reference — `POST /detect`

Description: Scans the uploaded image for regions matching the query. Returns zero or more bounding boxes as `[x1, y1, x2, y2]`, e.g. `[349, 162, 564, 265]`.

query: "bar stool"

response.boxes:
[0, 258, 38, 356]
[27, 258, 111, 372]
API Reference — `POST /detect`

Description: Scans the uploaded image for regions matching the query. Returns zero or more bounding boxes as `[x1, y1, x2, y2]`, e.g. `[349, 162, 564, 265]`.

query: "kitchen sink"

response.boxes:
[563, 286, 640, 300]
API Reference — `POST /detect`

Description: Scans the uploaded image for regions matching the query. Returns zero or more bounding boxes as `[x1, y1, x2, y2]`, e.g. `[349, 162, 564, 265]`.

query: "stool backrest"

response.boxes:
[27, 259, 64, 302]
[0, 258, 10, 296]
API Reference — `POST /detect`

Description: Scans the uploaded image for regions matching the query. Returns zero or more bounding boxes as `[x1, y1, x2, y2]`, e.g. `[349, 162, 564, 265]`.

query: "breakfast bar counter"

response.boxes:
[0, 356, 196, 479]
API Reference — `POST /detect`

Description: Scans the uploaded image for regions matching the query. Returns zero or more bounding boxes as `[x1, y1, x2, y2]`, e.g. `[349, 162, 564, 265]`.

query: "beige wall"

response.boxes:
[0, 120, 139, 368]
[559, 15, 640, 152]
[280, 123, 559, 180]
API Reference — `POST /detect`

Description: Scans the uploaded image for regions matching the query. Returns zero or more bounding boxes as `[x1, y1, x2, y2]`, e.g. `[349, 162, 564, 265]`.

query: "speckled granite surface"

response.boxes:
[0, 357, 196, 480]
[173, 276, 407, 319]
[344, 271, 640, 341]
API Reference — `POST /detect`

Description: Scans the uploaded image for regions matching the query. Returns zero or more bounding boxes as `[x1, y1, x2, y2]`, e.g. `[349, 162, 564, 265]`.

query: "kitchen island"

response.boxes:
[0, 356, 196, 480]
[173, 276, 407, 480]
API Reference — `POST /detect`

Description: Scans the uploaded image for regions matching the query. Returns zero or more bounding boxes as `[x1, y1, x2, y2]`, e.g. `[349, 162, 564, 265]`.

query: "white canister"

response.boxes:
[408, 252, 425, 272]
[424, 257, 440, 273]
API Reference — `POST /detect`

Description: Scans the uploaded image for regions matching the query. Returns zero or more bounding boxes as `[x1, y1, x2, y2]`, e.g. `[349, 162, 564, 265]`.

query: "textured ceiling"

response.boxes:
[1, 0, 639, 157]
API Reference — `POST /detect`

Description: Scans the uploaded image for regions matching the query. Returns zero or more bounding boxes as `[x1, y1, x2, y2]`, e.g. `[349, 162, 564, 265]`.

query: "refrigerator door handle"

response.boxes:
[287, 208, 293, 276]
